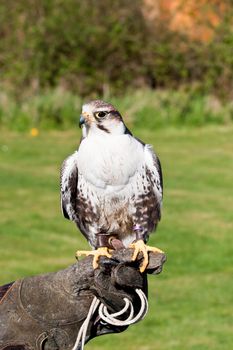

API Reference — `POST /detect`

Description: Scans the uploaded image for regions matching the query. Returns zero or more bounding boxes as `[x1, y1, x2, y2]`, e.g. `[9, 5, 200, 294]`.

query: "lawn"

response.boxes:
[0, 126, 233, 349]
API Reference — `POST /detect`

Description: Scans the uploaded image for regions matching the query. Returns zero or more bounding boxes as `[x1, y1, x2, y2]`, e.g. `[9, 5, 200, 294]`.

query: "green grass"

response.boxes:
[0, 126, 233, 349]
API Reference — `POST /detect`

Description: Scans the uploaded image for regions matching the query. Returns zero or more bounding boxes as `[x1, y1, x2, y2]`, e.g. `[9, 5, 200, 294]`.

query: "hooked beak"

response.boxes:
[79, 114, 85, 128]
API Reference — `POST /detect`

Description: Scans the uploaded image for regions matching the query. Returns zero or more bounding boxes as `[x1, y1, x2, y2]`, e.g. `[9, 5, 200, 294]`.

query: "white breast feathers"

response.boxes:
[76, 134, 145, 191]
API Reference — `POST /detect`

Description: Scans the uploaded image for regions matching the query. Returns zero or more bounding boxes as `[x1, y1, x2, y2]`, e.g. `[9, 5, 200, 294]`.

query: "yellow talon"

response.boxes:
[129, 239, 164, 273]
[76, 247, 113, 269]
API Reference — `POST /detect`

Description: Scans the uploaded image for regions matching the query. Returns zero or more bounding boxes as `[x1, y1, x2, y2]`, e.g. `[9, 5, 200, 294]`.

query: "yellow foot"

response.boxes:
[129, 239, 164, 273]
[76, 247, 113, 269]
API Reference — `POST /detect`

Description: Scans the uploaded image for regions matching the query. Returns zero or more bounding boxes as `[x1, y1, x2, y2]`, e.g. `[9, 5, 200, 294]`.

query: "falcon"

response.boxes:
[60, 100, 163, 272]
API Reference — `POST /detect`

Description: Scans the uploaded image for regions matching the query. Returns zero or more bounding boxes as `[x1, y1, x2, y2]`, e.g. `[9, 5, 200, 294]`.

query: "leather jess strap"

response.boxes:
[0, 282, 14, 304]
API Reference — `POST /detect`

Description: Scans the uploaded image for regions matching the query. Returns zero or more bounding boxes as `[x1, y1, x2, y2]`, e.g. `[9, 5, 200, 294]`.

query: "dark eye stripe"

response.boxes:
[97, 124, 110, 133]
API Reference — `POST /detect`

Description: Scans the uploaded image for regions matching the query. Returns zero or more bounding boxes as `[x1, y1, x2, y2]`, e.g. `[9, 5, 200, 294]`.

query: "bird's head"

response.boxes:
[79, 100, 126, 137]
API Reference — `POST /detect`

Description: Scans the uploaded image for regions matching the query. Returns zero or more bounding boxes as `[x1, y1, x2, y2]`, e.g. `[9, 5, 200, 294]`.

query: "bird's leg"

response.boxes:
[129, 240, 163, 273]
[76, 233, 114, 269]
[130, 226, 163, 272]
[76, 247, 113, 269]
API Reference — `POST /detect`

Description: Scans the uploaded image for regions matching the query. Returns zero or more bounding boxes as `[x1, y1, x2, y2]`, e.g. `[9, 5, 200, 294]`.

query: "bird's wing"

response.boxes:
[60, 152, 79, 221]
[127, 131, 163, 223]
[144, 144, 163, 221]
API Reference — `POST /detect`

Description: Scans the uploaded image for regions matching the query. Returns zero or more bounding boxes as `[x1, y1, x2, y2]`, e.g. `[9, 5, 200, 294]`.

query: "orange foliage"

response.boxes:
[144, 0, 226, 41]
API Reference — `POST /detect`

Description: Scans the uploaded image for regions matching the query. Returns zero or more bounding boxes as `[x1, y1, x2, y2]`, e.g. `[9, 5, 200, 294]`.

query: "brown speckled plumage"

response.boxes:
[60, 100, 163, 249]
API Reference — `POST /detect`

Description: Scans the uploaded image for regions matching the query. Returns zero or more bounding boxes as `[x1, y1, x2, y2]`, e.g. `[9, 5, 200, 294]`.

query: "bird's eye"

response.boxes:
[95, 111, 107, 118]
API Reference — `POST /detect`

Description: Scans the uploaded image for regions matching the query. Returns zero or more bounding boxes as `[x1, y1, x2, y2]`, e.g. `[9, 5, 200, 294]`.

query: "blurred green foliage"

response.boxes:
[0, 89, 81, 131]
[0, 0, 149, 96]
[1, 89, 233, 131]
[0, 0, 233, 99]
